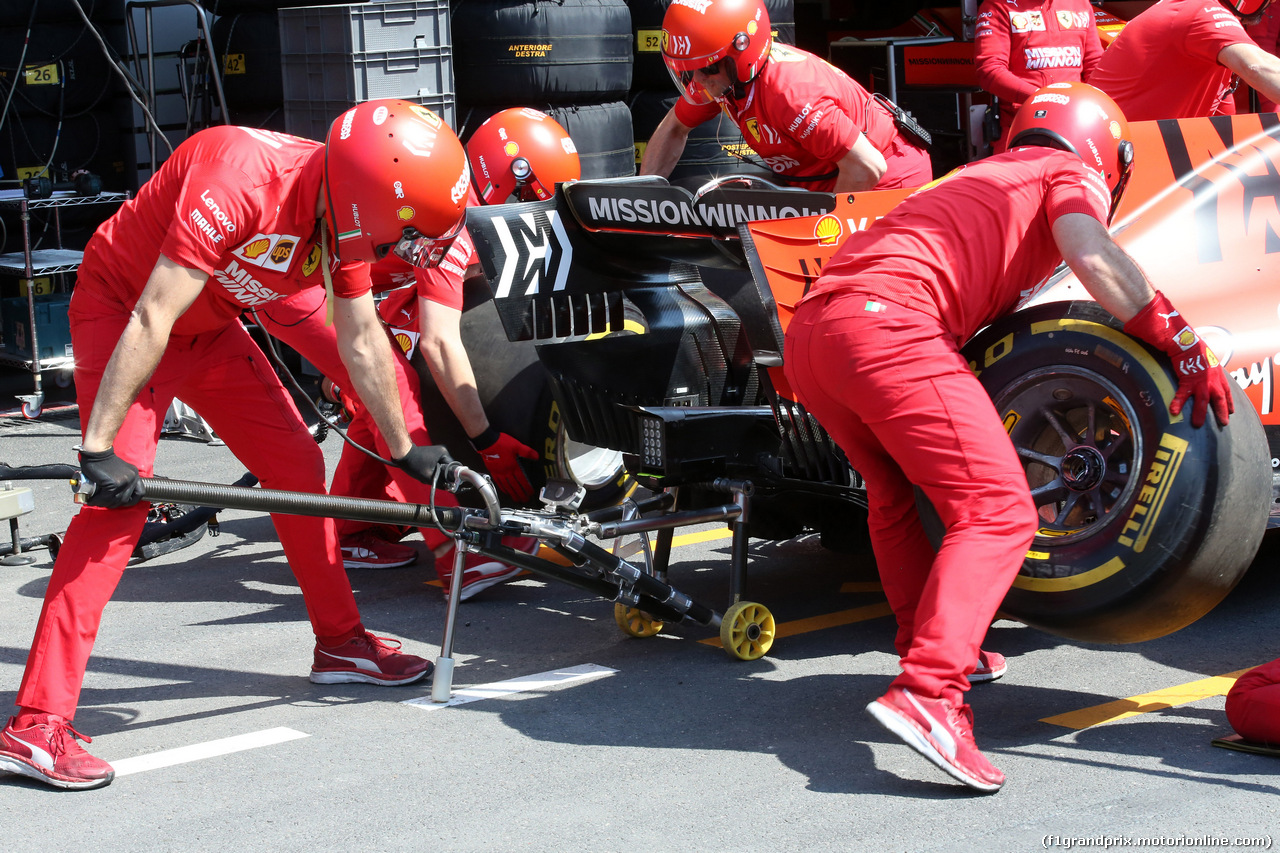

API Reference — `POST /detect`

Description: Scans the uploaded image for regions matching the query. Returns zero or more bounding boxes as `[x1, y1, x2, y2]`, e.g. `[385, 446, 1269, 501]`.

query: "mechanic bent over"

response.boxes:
[639, 0, 932, 193]
[0, 100, 471, 791]
[256, 108, 580, 601]
[783, 82, 1233, 792]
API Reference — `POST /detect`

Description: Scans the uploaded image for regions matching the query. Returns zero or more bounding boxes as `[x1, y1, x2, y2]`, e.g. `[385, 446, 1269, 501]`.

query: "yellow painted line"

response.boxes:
[840, 581, 883, 594]
[699, 602, 893, 648]
[1040, 668, 1253, 730]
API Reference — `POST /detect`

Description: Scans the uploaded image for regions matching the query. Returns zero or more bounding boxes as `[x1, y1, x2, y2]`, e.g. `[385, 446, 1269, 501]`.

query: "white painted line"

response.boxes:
[403, 663, 618, 711]
[111, 727, 310, 777]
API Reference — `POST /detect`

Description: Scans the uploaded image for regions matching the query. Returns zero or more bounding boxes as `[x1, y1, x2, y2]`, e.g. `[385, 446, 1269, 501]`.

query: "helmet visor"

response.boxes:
[388, 214, 465, 269]
[665, 58, 724, 105]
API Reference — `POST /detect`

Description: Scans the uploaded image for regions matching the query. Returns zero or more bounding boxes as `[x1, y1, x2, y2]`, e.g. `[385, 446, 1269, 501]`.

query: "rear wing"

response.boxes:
[466, 176, 836, 344]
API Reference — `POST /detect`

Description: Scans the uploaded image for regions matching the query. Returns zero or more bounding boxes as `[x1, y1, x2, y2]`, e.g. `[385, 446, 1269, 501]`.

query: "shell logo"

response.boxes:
[394, 332, 414, 355]
[1175, 328, 1199, 349]
[747, 20, 757, 35]
[1109, 120, 1122, 140]
[504, 141, 520, 157]
[396, 206, 415, 221]
[1012, 13, 1026, 29]
[814, 214, 843, 245]
[243, 237, 271, 259]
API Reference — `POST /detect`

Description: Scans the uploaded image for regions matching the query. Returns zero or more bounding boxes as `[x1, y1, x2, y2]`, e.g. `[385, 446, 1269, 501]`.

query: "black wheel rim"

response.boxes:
[994, 366, 1145, 549]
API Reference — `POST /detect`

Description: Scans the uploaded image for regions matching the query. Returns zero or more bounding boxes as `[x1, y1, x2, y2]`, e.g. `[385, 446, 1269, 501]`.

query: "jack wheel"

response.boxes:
[720, 601, 775, 661]
[614, 603, 663, 638]
[21, 400, 42, 419]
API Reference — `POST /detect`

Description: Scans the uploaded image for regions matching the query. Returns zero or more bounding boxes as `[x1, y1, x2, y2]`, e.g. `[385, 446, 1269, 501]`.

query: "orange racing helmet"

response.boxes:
[1008, 81, 1133, 223]
[661, 0, 771, 105]
[323, 98, 469, 268]
[467, 108, 581, 204]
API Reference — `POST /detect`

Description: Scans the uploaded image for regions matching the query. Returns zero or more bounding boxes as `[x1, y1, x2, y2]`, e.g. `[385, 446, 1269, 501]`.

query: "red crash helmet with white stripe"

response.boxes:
[661, 0, 772, 105]
[466, 108, 581, 204]
[323, 98, 469, 268]
[1008, 81, 1133, 223]
[1221, 0, 1270, 17]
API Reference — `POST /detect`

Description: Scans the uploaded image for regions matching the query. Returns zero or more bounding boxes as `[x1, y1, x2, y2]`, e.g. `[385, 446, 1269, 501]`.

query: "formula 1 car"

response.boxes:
[411, 112, 1276, 653]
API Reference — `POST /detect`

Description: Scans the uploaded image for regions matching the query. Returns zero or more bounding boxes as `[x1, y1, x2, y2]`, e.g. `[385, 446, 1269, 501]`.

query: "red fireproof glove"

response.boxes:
[471, 429, 539, 500]
[1123, 291, 1234, 428]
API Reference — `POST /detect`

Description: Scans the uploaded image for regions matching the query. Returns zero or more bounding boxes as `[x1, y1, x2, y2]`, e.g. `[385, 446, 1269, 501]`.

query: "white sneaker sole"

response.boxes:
[969, 663, 1007, 684]
[0, 752, 114, 790]
[309, 666, 432, 686]
[865, 699, 1003, 793]
[455, 564, 524, 602]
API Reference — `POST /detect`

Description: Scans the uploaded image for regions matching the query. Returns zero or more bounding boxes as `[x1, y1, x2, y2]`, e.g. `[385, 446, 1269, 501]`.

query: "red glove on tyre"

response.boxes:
[1123, 291, 1234, 428]
[471, 429, 539, 501]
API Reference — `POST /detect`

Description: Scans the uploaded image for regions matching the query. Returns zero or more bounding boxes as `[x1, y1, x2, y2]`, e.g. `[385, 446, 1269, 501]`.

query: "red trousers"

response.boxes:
[1226, 658, 1280, 745]
[18, 288, 364, 720]
[253, 288, 454, 551]
[783, 292, 1037, 702]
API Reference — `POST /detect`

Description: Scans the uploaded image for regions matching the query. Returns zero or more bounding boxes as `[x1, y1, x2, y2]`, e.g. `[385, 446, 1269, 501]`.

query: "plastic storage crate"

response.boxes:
[2, 293, 73, 362]
[280, 1, 455, 140]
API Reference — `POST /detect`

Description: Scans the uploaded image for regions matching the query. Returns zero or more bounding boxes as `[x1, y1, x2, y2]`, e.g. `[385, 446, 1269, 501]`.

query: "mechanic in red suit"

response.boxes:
[1227, 658, 1280, 745]
[784, 82, 1233, 792]
[0, 100, 469, 791]
[259, 109, 580, 601]
[638, 0, 932, 192]
[1244, 1, 1280, 110]
[974, 0, 1102, 152]
[1089, 0, 1280, 120]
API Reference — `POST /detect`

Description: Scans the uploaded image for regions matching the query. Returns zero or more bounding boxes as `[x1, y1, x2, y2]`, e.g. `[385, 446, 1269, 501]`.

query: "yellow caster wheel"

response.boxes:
[720, 601, 775, 661]
[614, 602, 664, 638]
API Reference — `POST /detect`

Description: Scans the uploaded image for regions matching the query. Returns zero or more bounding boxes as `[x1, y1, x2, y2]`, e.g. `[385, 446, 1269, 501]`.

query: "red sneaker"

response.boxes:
[438, 536, 541, 602]
[0, 714, 114, 790]
[340, 531, 418, 569]
[866, 687, 1005, 792]
[970, 649, 1008, 684]
[311, 631, 433, 685]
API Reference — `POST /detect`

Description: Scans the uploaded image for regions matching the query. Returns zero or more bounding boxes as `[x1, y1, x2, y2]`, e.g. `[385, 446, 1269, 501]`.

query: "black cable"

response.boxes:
[247, 307, 401, 469]
[0, 0, 40, 139]
[247, 307, 462, 541]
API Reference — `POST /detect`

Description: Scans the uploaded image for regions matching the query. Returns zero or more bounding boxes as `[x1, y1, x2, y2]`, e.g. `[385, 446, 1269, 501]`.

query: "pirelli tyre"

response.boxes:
[406, 279, 641, 511]
[961, 301, 1270, 644]
[452, 0, 633, 105]
[459, 101, 636, 180]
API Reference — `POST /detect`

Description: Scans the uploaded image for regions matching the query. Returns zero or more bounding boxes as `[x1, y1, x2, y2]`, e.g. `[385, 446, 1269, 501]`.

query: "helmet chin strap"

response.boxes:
[319, 218, 336, 328]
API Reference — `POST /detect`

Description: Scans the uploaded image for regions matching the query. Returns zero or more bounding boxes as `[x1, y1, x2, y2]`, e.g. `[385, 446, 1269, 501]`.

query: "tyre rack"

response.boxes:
[0, 190, 130, 417]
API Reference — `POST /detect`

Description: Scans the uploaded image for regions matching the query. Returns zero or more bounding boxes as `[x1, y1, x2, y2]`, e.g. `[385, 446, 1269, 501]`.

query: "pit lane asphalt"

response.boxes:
[1, 411, 1278, 852]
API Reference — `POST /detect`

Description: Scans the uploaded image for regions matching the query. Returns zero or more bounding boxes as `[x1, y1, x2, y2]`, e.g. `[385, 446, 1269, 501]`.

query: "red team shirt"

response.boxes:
[974, 0, 1103, 147]
[372, 189, 480, 329]
[675, 43, 932, 191]
[801, 147, 1110, 342]
[76, 125, 371, 335]
[1089, 0, 1255, 120]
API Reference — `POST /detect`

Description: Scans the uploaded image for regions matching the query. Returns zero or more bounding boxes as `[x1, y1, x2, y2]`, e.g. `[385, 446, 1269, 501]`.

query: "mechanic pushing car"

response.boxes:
[974, 0, 1103, 153]
[257, 108, 579, 601]
[1089, 0, 1280, 120]
[782, 82, 1234, 792]
[0, 99, 468, 791]
[638, 0, 932, 192]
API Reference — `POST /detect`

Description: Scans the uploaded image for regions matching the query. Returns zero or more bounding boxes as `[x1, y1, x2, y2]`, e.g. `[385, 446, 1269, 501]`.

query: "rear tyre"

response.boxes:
[961, 301, 1270, 643]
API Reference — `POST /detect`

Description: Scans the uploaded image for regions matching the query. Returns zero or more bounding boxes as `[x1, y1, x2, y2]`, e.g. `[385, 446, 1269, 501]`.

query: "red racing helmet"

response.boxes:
[323, 98, 470, 268]
[1221, 0, 1270, 17]
[467, 108, 581, 204]
[1008, 81, 1134, 222]
[661, 0, 771, 105]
